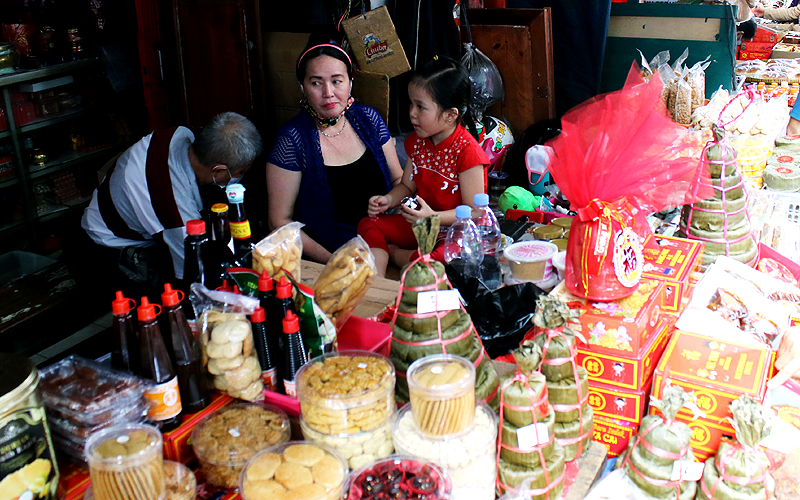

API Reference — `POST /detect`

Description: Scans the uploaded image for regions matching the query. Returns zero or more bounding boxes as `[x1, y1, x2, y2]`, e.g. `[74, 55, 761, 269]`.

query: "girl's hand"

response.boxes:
[368, 195, 390, 217]
[400, 195, 434, 223]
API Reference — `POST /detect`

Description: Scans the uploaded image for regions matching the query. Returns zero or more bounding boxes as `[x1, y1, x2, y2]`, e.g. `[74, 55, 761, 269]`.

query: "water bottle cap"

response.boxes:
[258, 271, 274, 292]
[455, 205, 472, 219]
[282, 310, 300, 333]
[111, 291, 134, 315]
[276, 276, 292, 299]
[186, 219, 206, 235]
[211, 203, 229, 213]
[137, 297, 161, 321]
[474, 193, 489, 206]
[226, 184, 246, 203]
[160, 283, 184, 307]
[251, 307, 265, 323]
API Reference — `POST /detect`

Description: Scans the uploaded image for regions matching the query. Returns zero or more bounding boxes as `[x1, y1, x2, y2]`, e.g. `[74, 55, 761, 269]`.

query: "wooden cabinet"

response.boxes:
[465, 8, 555, 135]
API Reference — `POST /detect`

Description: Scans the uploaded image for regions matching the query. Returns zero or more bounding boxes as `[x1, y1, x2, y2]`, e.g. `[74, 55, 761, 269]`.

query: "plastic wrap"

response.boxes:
[252, 221, 304, 282]
[313, 236, 376, 329]
[462, 43, 504, 122]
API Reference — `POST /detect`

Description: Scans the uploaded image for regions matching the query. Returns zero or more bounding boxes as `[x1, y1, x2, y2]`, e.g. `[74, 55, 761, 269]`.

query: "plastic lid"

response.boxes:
[282, 311, 299, 334]
[251, 307, 265, 323]
[474, 193, 489, 206]
[111, 291, 133, 315]
[503, 241, 558, 263]
[161, 283, 181, 307]
[455, 205, 472, 219]
[407, 354, 475, 397]
[211, 203, 229, 213]
[186, 219, 205, 235]
[84, 423, 162, 470]
[276, 277, 292, 299]
[137, 297, 159, 321]
[257, 271, 273, 292]
[346, 456, 452, 500]
[226, 184, 245, 203]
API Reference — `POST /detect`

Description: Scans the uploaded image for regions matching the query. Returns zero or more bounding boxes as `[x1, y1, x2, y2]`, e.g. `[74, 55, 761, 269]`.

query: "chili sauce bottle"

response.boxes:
[111, 291, 138, 374]
[281, 310, 307, 397]
[250, 307, 280, 393]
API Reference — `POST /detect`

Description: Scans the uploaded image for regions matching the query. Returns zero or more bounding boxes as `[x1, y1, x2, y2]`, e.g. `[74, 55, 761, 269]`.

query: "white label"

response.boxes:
[431, 366, 443, 374]
[516, 422, 550, 450]
[357, 363, 368, 369]
[284, 380, 297, 397]
[417, 290, 461, 314]
[670, 461, 704, 481]
[116, 435, 130, 444]
[228, 427, 241, 438]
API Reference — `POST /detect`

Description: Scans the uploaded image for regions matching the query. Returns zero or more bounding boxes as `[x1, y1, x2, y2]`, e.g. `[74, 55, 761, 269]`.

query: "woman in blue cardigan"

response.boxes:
[266, 39, 404, 262]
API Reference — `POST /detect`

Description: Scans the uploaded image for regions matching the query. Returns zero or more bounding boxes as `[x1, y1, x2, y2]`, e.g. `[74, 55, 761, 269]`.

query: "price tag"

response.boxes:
[670, 461, 704, 481]
[516, 423, 549, 451]
[417, 290, 461, 314]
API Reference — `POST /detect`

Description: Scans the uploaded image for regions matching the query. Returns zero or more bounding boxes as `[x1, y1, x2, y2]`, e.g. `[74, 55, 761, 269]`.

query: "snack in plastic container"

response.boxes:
[407, 354, 476, 437]
[191, 403, 290, 489]
[39, 355, 146, 426]
[300, 412, 395, 470]
[296, 350, 395, 435]
[163, 460, 196, 500]
[503, 241, 558, 282]
[345, 455, 452, 500]
[84, 423, 164, 500]
[253, 221, 304, 282]
[48, 398, 148, 441]
[239, 441, 348, 500]
[313, 236, 377, 328]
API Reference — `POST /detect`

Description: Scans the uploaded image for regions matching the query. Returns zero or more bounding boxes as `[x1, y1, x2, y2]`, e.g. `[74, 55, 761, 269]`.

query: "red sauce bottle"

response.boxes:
[111, 291, 138, 374]
[282, 310, 307, 397]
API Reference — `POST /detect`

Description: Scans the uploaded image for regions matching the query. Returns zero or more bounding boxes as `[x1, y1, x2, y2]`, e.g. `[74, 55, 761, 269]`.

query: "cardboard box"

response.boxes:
[652, 330, 774, 423]
[749, 26, 782, 44]
[771, 48, 800, 59]
[739, 50, 773, 61]
[587, 375, 653, 423]
[162, 392, 236, 464]
[11, 101, 36, 126]
[58, 462, 91, 500]
[740, 41, 778, 53]
[552, 279, 663, 356]
[592, 415, 638, 457]
[342, 6, 411, 78]
[577, 318, 670, 391]
[642, 235, 704, 315]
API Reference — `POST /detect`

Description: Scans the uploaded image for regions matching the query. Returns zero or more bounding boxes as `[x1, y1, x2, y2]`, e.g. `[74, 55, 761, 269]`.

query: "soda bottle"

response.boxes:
[444, 205, 483, 280]
[225, 183, 252, 268]
[137, 297, 182, 431]
[250, 307, 280, 393]
[473, 193, 503, 289]
[281, 310, 307, 397]
[161, 284, 209, 414]
[111, 291, 138, 374]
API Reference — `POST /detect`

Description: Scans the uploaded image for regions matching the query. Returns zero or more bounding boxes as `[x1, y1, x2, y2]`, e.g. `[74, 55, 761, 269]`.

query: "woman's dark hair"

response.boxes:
[410, 56, 478, 139]
[296, 35, 353, 82]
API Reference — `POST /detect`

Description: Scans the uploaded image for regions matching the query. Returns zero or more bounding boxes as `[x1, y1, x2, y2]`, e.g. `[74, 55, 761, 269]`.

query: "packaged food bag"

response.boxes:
[546, 62, 712, 301]
[252, 221, 303, 282]
[190, 283, 263, 401]
[313, 236, 376, 329]
[697, 395, 773, 500]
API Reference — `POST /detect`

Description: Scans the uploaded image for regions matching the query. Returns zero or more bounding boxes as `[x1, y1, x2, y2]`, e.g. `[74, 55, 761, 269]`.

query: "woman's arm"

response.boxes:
[266, 162, 332, 263]
[381, 138, 404, 186]
[761, 5, 800, 21]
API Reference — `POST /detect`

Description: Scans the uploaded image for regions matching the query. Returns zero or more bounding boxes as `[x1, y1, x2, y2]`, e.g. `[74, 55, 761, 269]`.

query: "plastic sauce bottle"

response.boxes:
[444, 205, 483, 280]
[258, 271, 281, 361]
[251, 307, 280, 393]
[275, 276, 297, 356]
[111, 291, 138, 374]
[183, 219, 209, 289]
[137, 297, 182, 431]
[281, 310, 307, 397]
[225, 183, 252, 268]
[161, 284, 209, 414]
[473, 193, 503, 289]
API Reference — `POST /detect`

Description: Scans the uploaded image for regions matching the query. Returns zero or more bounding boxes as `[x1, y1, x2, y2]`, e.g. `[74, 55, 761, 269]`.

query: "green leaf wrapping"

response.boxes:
[626, 442, 698, 500]
[413, 216, 440, 255]
[554, 406, 594, 461]
[532, 331, 576, 381]
[697, 445, 770, 500]
[547, 366, 589, 423]
[533, 295, 581, 330]
[498, 442, 566, 500]
[391, 313, 473, 363]
[394, 304, 460, 334]
[500, 371, 548, 427]
[513, 340, 543, 378]
[500, 406, 557, 466]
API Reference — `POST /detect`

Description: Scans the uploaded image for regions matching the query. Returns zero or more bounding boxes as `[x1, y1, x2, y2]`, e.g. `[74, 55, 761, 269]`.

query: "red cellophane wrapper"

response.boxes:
[547, 63, 711, 301]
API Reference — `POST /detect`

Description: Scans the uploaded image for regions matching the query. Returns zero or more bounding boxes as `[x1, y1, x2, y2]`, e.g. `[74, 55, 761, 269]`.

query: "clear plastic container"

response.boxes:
[84, 423, 164, 500]
[296, 350, 395, 435]
[345, 455, 452, 500]
[503, 241, 558, 282]
[82, 461, 196, 500]
[407, 354, 475, 437]
[300, 411, 395, 470]
[39, 355, 146, 425]
[191, 403, 290, 489]
[239, 440, 348, 500]
[48, 398, 148, 441]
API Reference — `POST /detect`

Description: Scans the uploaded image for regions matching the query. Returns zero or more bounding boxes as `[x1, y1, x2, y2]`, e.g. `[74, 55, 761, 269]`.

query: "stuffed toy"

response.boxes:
[499, 186, 541, 215]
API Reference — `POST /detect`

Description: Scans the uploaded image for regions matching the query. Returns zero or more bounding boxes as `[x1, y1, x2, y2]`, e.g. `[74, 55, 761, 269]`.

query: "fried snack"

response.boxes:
[200, 312, 263, 401]
[313, 236, 377, 327]
[253, 222, 304, 282]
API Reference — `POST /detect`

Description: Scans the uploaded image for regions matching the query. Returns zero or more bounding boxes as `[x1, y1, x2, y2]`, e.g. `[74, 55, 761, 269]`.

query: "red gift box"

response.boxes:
[12, 101, 36, 126]
[642, 235, 704, 317]
[748, 26, 782, 44]
[588, 375, 653, 423]
[592, 415, 638, 457]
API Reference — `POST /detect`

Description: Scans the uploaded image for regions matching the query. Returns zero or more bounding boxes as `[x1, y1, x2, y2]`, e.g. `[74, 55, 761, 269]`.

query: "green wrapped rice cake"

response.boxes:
[499, 371, 549, 428]
[498, 442, 565, 500]
[547, 366, 589, 423]
[554, 406, 594, 461]
[500, 406, 557, 466]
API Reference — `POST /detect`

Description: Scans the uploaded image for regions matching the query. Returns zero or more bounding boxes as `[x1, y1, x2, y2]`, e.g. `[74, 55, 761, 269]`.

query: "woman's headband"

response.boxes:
[297, 44, 352, 70]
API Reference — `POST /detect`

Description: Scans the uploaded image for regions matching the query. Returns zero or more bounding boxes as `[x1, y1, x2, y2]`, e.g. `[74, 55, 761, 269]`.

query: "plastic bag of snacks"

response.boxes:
[546, 62, 711, 300]
[313, 236, 376, 329]
[190, 283, 263, 401]
[252, 221, 303, 282]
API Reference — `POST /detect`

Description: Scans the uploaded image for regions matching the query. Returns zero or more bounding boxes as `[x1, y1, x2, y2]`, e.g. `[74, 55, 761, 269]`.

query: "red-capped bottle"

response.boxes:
[281, 311, 307, 397]
[161, 284, 209, 414]
[111, 291, 138, 374]
[258, 271, 281, 359]
[275, 276, 297, 355]
[137, 296, 182, 431]
[217, 279, 233, 292]
[250, 307, 280, 393]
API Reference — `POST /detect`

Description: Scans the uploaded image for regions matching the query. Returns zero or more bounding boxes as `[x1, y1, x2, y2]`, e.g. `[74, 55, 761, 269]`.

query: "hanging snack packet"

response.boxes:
[313, 236, 376, 329]
[252, 221, 304, 282]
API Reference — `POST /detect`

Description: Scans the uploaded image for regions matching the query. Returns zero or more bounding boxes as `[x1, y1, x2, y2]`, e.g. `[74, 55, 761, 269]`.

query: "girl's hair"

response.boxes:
[410, 56, 479, 139]
[296, 35, 353, 82]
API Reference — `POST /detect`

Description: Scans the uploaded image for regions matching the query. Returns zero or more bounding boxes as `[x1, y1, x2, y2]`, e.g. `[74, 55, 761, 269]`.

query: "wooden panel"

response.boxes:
[608, 16, 720, 42]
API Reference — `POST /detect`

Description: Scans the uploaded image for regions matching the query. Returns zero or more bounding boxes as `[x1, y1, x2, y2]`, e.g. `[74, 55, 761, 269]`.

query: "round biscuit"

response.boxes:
[243, 479, 287, 500]
[285, 483, 326, 500]
[283, 444, 325, 467]
[274, 462, 313, 490]
[247, 453, 282, 481]
[311, 455, 344, 488]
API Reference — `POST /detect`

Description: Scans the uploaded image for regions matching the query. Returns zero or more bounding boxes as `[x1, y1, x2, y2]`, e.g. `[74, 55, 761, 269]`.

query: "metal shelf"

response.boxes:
[38, 196, 92, 223]
[0, 220, 25, 238]
[0, 176, 20, 190]
[0, 109, 87, 139]
[0, 59, 99, 87]
[29, 145, 118, 180]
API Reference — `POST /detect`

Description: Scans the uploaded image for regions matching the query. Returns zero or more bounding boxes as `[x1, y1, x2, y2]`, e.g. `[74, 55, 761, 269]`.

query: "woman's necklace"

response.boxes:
[320, 117, 348, 138]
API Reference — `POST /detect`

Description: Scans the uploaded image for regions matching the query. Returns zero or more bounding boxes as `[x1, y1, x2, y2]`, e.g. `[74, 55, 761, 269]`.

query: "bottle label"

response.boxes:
[283, 379, 297, 397]
[144, 377, 182, 421]
[262, 368, 278, 392]
[229, 220, 251, 239]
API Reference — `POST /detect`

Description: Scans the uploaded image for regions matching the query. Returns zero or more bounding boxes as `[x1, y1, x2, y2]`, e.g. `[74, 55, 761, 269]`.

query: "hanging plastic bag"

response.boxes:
[462, 42, 504, 122]
[252, 221, 304, 282]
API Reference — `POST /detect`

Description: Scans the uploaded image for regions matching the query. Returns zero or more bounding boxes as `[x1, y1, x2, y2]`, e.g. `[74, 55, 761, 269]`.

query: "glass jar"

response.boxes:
[0, 42, 20, 75]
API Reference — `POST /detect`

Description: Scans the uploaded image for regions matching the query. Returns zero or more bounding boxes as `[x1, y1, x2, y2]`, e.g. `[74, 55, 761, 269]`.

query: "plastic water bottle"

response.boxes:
[444, 205, 483, 280]
[473, 193, 503, 289]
